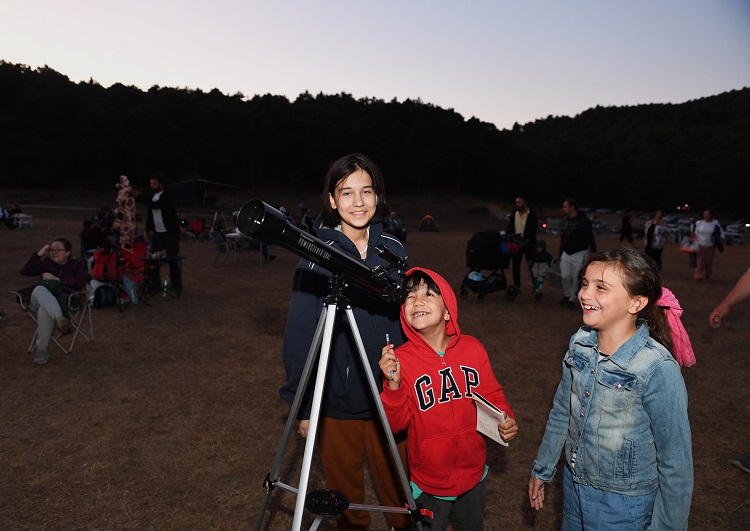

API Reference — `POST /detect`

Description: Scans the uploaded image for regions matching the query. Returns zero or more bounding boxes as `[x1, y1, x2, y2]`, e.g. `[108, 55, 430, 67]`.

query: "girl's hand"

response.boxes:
[379, 344, 400, 389]
[710, 302, 729, 328]
[296, 419, 309, 438]
[528, 476, 546, 510]
[41, 272, 58, 281]
[38, 244, 50, 257]
[498, 416, 518, 442]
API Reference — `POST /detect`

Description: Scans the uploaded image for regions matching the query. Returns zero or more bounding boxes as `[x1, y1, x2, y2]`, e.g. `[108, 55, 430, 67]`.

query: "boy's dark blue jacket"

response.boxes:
[280, 217, 407, 420]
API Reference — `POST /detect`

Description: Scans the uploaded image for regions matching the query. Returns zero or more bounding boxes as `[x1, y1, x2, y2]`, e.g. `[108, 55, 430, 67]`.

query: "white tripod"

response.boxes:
[253, 277, 425, 531]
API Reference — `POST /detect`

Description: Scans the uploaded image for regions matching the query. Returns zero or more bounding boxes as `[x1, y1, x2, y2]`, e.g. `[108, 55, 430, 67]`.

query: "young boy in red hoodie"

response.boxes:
[379, 267, 518, 530]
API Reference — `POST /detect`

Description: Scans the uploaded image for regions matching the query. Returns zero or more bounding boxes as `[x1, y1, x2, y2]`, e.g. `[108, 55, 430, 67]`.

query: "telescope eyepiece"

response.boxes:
[374, 245, 409, 271]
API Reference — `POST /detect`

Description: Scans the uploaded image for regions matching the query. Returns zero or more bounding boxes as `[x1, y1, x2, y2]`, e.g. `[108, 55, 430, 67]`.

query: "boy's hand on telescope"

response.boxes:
[498, 417, 518, 442]
[379, 345, 401, 390]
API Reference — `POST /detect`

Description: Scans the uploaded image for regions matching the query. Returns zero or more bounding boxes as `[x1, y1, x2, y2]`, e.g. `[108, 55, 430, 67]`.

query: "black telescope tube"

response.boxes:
[236, 199, 402, 301]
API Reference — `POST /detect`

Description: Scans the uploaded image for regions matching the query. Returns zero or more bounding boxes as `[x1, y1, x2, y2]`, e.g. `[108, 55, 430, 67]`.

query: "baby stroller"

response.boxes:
[459, 230, 525, 302]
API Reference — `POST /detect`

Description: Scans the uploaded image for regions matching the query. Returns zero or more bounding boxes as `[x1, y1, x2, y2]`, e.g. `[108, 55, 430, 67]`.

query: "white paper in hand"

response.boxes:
[472, 392, 508, 446]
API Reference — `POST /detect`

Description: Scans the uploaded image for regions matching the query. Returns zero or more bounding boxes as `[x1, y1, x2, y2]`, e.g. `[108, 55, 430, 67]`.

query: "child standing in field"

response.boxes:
[280, 153, 411, 531]
[529, 239, 555, 300]
[528, 248, 693, 530]
[379, 267, 518, 530]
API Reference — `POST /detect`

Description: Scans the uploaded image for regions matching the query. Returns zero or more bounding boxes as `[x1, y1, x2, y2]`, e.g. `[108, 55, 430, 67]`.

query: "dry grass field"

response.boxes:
[1, 190, 749, 530]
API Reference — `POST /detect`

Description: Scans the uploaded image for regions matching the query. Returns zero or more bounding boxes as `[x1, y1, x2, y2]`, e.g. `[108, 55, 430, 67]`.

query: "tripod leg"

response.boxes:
[253, 306, 329, 531]
[291, 302, 339, 531]
[344, 307, 425, 530]
[255, 296, 424, 530]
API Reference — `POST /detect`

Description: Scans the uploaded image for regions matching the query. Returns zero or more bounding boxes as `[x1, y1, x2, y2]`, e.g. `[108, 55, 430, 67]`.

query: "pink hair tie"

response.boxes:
[657, 288, 696, 367]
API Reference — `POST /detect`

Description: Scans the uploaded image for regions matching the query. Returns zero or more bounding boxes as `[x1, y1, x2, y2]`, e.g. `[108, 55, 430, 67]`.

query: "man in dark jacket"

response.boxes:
[506, 196, 538, 290]
[139, 173, 181, 291]
[559, 198, 597, 309]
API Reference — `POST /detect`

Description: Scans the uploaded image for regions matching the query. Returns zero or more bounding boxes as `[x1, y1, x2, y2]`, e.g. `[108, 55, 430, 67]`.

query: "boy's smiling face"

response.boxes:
[404, 280, 450, 335]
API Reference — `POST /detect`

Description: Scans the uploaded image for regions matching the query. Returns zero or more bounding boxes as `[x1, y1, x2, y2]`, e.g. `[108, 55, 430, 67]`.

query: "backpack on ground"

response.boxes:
[93, 284, 116, 308]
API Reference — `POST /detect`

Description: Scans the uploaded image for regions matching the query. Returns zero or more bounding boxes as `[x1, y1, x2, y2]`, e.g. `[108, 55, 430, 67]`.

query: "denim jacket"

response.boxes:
[532, 323, 693, 530]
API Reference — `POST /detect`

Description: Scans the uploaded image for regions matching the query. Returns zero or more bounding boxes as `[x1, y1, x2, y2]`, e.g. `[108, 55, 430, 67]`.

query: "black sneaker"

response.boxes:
[731, 454, 750, 473]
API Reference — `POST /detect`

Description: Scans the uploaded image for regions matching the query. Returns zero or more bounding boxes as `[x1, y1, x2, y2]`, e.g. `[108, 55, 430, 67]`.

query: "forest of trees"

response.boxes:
[1, 61, 748, 215]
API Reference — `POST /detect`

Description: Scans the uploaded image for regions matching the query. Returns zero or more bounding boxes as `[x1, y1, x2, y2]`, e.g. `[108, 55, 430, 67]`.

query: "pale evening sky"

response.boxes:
[1, 0, 749, 130]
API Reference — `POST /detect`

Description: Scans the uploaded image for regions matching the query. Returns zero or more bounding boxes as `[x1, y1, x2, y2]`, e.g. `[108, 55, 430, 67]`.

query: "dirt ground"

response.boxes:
[1, 192, 749, 530]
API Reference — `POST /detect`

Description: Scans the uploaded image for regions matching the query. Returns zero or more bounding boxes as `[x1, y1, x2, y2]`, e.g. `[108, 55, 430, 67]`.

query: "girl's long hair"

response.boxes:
[586, 248, 674, 353]
[320, 153, 389, 228]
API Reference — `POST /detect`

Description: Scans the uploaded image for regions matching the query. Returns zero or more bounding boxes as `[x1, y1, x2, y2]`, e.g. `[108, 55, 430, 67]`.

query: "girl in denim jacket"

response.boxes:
[529, 248, 693, 530]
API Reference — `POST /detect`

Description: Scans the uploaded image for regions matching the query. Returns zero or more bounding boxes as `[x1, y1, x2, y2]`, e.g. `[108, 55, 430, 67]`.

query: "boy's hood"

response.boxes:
[400, 267, 460, 352]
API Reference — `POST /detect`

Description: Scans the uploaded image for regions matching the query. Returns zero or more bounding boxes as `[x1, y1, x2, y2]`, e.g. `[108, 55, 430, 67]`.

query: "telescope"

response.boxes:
[236, 200, 406, 303]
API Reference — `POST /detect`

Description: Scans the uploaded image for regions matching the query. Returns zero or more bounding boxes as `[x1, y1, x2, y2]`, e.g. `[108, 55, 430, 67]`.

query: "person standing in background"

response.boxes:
[692, 209, 723, 282]
[644, 210, 669, 270]
[506, 196, 538, 291]
[558, 199, 597, 309]
[137, 173, 181, 291]
[616, 210, 637, 248]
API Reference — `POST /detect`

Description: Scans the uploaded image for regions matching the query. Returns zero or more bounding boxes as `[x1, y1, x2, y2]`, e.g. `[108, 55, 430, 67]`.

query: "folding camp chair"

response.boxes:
[210, 229, 269, 266]
[11, 284, 94, 355]
[119, 240, 152, 307]
[91, 242, 150, 311]
[190, 218, 210, 241]
[210, 229, 240, 266]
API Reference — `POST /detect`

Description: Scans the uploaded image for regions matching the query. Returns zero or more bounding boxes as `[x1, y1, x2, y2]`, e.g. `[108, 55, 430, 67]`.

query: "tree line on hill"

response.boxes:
[1, 61, 748, 217]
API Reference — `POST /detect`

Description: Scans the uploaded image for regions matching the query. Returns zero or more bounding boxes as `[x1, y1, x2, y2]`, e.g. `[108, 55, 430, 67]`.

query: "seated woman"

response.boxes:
[19, 238, 88, 365]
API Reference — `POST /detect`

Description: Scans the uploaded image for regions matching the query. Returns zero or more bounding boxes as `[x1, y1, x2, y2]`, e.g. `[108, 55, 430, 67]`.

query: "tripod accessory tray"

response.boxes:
[305, 489, 350, 515]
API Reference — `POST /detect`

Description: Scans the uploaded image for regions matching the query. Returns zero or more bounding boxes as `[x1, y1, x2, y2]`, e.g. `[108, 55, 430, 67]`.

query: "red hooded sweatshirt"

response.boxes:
[380, 267, 514, 497]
